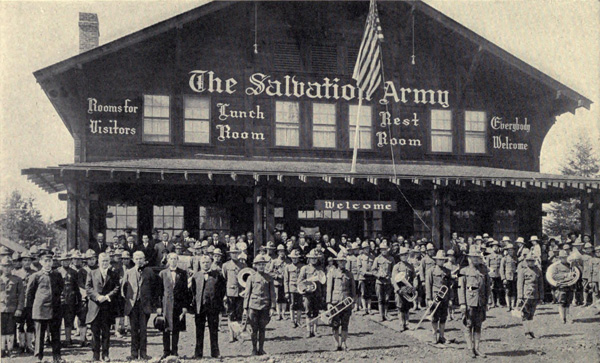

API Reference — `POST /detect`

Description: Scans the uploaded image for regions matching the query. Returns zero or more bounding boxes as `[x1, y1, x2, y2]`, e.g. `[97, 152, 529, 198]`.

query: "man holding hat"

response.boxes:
[458, 246, 491, 358]
[485, 240, 503, 308]
[222, 246, 246, 342]
[299, 249, 326, 337]
[26, 249, 64, 362]
[391, 246, 415, 331]
[284, 249, 304, 326]
[267, 245, 287, 320]
[13, 250, 36, 354]
[327, 251, 356, 351]
[356, 242, 375, 315]
[1, 256, 25, 358]
[500, 243, 518, 311]
[370, 241, 394, 321]
[426, 250, 452, 344]
[57, 253, 81, 346]
[517, 252, 544, 339]
[243, 254, 276, 356]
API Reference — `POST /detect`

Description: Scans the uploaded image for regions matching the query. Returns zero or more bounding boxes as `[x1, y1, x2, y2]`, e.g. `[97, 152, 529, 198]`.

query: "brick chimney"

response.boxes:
[79, 12, 99, 53]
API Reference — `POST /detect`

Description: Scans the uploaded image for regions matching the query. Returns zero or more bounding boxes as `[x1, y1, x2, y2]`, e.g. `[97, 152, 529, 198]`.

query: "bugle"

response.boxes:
[413, 285, 448, 331]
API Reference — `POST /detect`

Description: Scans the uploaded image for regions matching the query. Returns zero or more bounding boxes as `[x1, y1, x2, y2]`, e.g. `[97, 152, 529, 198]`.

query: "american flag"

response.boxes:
[352, 0, 384, 100]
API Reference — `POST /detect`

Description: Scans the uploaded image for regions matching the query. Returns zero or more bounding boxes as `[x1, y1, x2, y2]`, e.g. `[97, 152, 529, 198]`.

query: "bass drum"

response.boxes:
[546, 262, 580, 287]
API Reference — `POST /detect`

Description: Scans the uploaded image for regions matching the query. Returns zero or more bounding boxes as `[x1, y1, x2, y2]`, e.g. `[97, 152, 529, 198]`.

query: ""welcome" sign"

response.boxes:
[315, 200, 397, 212]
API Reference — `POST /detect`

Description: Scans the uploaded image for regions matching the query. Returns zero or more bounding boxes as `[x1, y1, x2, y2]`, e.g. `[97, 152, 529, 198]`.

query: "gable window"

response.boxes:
[184, 96, 210, 144]
[143, 95, 170, 143]
[430, 109, 452, 153]
[465, 111, 487, 154]
[312, 103, 336, 148]
[349, 104, 372, 149]
[275, 101, 300, 147]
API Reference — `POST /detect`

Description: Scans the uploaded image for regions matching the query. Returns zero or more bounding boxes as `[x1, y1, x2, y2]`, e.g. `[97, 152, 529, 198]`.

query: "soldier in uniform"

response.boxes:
[517, 253, 544, 339]
[243, 254, 276, 356]
[356, 241, 375, 315]
[345, 243, 360, 312]
[581, 242, 594, 306]
[268, 245, 287, 320]
[299, 249, 325, 337]
[327, 251, 356, 351]
[551, 250, 576, 323]
[458, 246, 491, 359]
[221, 247, 246, 342]
[500, 243, 518, 311]
[14, 251, 35, 354]
[371, 241, 394, 321]
[426, 250, 452, 344]
[283, 249, 303, 326]
[391, 246, 415, 331]
[444, 250, 460, 320]
[57, 253, 81, 346]
[485, 241, 502, 308]
[26, 250, 64, 362]
[1, 256, 25, 358]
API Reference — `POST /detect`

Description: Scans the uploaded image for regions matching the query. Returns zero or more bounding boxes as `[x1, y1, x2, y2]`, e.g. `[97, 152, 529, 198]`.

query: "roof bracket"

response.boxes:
[136, 170, 140, 179]
[85, 169, 89, 178]
[277, 174, 283, 183]
[345, 176, 355, 185]
[231, 172, 237, 181]
[184, 171, 188, 181]
[160, 170, 164, 180]
[110, 169, 114, 179]
[367, 177, 378, 185]
[253, 173, 260, 183]
[208, 172, 213, 181]
[298, 175, 307, 183]
[322, 175, 331, 184]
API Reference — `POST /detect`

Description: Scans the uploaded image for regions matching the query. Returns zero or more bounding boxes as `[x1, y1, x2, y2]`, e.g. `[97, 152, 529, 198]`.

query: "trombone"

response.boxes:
[413, 285, 448, 331]
[300, 297, 354, 327]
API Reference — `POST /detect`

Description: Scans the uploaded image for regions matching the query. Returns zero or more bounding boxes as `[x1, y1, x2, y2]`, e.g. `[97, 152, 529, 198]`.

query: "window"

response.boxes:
[349, 105, 372, 149]
[298, 210, 349, 220]
[465, 111, 487, 153]
[143, 95, 170, 142]
[364, 211, 383, 239]
[105, 204, 137, 241]
[275, 101, 300, 147]
[413, 209, 431, 240]
[199, 206, 230, 234]
[153, 205, 184, 239]
[184, 96, 210, 144]
[430, 109, 452, 152]
[312, 103, 336, 148]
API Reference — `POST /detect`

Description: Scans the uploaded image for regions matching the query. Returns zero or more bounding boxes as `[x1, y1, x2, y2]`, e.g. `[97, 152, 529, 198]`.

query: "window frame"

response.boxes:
[142, 94, 172, 144]
[429, 108, 453, 154]
[274, 100, 301, 148]
[183, 95, 211, 145]
[348, 103, 374, 150]
[464, 110, 488, 155]
[311, 102, 337, 149]
[153, 205, 185, 239]
[105, 203, 138, 241]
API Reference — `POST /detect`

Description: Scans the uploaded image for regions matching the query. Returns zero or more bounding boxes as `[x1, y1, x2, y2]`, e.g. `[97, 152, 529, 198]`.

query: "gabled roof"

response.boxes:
[33, 0, 591, 111]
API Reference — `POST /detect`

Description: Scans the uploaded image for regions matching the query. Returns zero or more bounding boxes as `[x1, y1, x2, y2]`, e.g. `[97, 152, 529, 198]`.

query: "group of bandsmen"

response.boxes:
[1, 230, 599, 361]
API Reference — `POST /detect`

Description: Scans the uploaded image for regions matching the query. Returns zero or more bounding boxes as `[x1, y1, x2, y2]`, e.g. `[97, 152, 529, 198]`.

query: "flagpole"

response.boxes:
[350, 96, 363, 173]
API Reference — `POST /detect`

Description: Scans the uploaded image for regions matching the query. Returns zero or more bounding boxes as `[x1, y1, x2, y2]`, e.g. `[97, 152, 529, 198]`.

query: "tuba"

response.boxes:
[393, 270, 417, 302]
[237, 267, 255, 297]
[546, 263, 580, 288]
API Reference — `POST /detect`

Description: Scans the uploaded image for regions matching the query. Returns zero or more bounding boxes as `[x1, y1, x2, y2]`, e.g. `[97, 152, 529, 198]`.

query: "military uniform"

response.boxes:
[371, 253, 394, 320]
[517, 263, 543, 321]
[357, 252, 375, 300]
[221, 259, 246, 322]
[419, 255, 436, 307]
[243, 270, 275, 355]
[346, 254, 360, 296]
[500, 254, 518, 299]
[57, 265, 81, 334]
[485, 252, 503, 306]
[391, 261, 415, 313]
[591, 249, 600, 303]
[283, 261, 304, 311]
[458, 265, 490, 332]
[298, 264, 325, 319]
[326, 266, 355, 331]
[426, 265, 452, 324]
[13, 266, 36, 349]
[1, 273, 25, 345]
[550, 261, 575, 307]
[268, 257, 287, 305]
[581, 252, 593, 305]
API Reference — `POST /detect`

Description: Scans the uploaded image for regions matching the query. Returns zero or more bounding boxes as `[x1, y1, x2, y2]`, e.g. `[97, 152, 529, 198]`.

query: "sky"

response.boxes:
[0, 0, 598, 222]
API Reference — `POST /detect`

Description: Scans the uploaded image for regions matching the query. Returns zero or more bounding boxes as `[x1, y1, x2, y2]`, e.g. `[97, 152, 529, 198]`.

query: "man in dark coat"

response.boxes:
[26, 250, 64, 362]
[122, 251, 156, 361]
[137, 235, 156, 267]
[86, 252, 120, 362]
[191, 255, 226, 358]
[157, 253, 191, 358]
[88, 233, 108, 255]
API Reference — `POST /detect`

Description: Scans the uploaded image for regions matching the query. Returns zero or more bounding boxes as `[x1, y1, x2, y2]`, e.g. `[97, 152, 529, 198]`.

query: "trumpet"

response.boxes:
[413, 285, 448, 331]
[393, 271, 417, 302]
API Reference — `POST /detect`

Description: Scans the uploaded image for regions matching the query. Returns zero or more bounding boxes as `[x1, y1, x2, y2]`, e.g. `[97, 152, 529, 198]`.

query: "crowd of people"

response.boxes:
[0, 229, 599, 362]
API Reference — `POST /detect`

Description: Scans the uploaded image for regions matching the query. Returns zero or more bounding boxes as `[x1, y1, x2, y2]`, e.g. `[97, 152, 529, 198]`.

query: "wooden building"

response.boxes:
[23, 1, 599, 253]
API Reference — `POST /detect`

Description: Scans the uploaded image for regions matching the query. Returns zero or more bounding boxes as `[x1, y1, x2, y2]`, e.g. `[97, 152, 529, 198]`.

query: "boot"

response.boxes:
[464, 332, 476, 358]
[473, 332, 486, 358]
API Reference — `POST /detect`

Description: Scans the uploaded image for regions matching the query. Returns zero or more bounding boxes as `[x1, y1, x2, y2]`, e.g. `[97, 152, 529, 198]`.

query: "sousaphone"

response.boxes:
[546, 262, 580, 288]
[237, 267, 255, 297]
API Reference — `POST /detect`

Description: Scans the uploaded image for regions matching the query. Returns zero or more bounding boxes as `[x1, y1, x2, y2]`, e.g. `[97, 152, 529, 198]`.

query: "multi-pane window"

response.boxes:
[349, 105, 372, 149]
[465, 111, 487, 154]
[431, 109, 452, 153]
[153, 205, 184, 239]
[105, 204, 137, 241]
[199, 206, 230, 234]
[184, 96, 210, 144]
[312, 103, 336, 148]
[298, 210, 349, 220]
[143, 95, 170, 142]
[275, 101, 300, 147]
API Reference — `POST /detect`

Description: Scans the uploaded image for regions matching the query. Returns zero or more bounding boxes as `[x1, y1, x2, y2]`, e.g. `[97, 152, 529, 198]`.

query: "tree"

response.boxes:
[0, 190, 57, 249]
[543, 134, 600, 236]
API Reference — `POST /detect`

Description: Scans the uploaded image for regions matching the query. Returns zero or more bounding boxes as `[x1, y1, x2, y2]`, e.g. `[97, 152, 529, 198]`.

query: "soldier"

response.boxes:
[444, 250, 460, 320]
[517, 253, 544, 339]
[550, 250, 576, 323]
[327, 251, 356, 351]
[1, 256, 25, 358]
[458, 246, 491, 359]
[418, 243, 436, 308]
[27, 250, 64, 362]
[357, 241, 375, 315]
[283, 249, 303, 327]
[500, 243, 518, 311]
[14, 251, 36, 354]
[243, 254, 276, 356]
[57, 253, 81, 346]
[391, 246, 415, 331]
[299, 249, 325, 337]
[581, 242, 594, 306]
[485, 241, 502, 308]
[268, 245, 287, 320]
[222, 246, 246, 342]
[371, 241, 394, 321]
[426, 250, 452, 344]
[346, 243, 360, 312]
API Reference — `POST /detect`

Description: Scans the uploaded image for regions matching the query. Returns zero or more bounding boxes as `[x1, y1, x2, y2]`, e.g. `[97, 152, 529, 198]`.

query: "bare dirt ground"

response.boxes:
[5, 303, 599, 363]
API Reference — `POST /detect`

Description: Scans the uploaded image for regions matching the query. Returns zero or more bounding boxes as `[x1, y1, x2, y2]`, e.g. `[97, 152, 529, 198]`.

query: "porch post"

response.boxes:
[431, 188, 441, 249]
[581, 193, 592, 237]
[253, 185, 264, 256]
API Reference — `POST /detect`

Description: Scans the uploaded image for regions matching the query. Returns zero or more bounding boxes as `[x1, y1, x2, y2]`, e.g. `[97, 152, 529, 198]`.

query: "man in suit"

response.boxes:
[157, 253, 191, 359]
[26, 250, 64, 362]
[137, 235, 156, 267]
[122, 251, 156, 361]
[191, 255, 226, 358]
[155, 233, 174, 267]
[124, 236, 138, 255]
[86, 253, 120, 362]
[89, 233, 108, 255]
